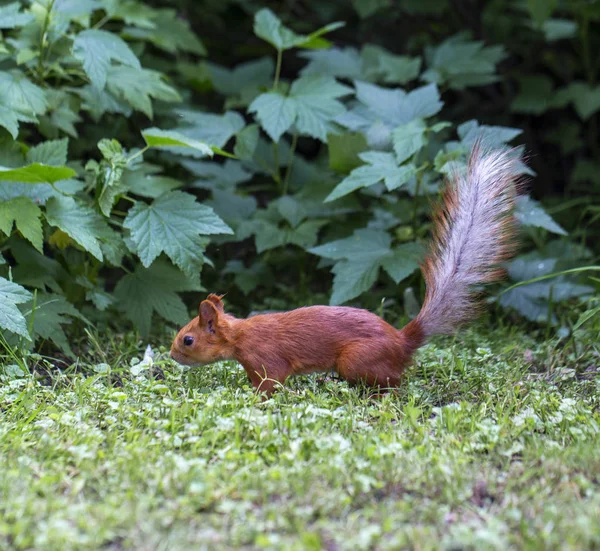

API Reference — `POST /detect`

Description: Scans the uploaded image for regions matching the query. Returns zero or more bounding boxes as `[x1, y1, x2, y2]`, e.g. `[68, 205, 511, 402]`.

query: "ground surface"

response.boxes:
[1, 327, 599, 550]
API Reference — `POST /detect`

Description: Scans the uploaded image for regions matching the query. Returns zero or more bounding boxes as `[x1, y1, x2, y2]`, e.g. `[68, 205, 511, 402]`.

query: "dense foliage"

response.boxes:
[0, 0, 598, 355]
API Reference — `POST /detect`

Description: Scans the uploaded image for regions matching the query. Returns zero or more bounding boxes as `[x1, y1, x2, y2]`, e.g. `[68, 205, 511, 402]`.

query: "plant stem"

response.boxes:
[36, 0, 55, 84]
[282, 132, 298, 196]
[93, 13, 112, 30]
[273, 142, 282, 191]
[126, 146, 150, 165]
[273, 49, 283, 91]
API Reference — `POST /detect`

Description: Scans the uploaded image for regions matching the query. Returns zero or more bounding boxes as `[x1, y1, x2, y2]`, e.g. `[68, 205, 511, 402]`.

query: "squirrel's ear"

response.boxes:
[206, 293, 225, 312]
[199, 300, 220, 333]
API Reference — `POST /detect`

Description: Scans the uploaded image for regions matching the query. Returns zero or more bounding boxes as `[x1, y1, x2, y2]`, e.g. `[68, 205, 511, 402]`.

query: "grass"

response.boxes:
[1, 324, 599, 550]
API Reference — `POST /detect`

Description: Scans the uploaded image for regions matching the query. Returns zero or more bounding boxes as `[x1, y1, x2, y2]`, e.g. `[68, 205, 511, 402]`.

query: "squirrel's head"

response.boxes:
[170, 294, 235, 366]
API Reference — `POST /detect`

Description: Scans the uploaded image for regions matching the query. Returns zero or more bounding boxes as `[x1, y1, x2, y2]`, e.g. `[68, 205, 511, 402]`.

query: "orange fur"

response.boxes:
[170, 147, 520, 396]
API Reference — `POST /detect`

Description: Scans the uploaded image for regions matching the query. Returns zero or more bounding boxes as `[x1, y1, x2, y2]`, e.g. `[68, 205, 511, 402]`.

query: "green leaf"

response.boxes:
[248, 93, 296, 143]
[527, 0, 557, 25]
[351, 0, 391, 18]
[0, 3, 34, 29]
[354, 82, 443, 127]
[124, 191, 232, 275]
[207, 189, 257, 229]
[361, 45, 421, 84]
[457, 120, 522, 147]
[22, 294, 87, 356]
[183, 159, 252, 191]
[275, 196, 307, 228]
[326, 152, 416, 201]
[106, 66, 181, 119]
[328, 132, 368, 173]
[249, 76, 352, 142]
[73, 29, 141, 89]
[510, 75, 554, 115]
[330, 258, 380, 305]
[309, 228, 391, 261]
[45, 196, 104, 260]
[553, 82, 600, 120]
[542, 19, 577, 41]
[0, 277, 32, 338]
[0, 197, 43, 252]
[123, 170, 183, 199]
[392, 119, 427, 163]
[515, 196, 567, 236]
[142, 128, 213, 156]
[122, 8, 206, 55]
[26, 138, 69, 166]
[380, 243, 422, 283]
[299, 48, 363, 80]
[253, 8, 343, 51]
[0, 71, 48, 116]
[422, 34, 506, 90]
[0, 163, 76, 183]
[171, 110, 245, 152]
[114, 260, 203, 336]
[234, 124, 259, 161]
[208, 58, 274, 107]
[289, 75, 352, 141]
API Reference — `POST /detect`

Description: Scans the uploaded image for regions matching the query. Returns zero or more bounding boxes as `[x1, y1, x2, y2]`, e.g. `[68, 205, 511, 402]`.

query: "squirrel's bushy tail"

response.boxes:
[414, 144, 519, 338]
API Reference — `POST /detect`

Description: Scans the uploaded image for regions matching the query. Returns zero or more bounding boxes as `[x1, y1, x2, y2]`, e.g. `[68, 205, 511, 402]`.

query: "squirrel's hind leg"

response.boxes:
[336, 341, 407, 388]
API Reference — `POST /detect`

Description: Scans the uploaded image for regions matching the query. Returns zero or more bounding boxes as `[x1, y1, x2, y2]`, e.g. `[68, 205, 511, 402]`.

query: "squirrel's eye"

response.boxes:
[183, 335, 194, 346]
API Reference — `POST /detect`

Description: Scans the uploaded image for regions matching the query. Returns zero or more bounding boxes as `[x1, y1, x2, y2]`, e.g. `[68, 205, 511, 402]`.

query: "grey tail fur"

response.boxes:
[414, 144, 520, 337]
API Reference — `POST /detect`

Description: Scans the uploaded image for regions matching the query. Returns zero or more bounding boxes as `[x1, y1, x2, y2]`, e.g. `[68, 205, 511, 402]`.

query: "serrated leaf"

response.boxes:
[0, 163, 76, 183]
[457, 119, 522, 147]
[309, 228, 391, 260]
[392, 119, 427, 163]
[510, 75, 554, 115]
[45, 196, 104, 260]
[300, 47, 363, 79]
[275, 196, 307, 228]
[234, 124, 259, 161]
[0, 277, 32, 338]
[123, 169, 183, 199]
[0, 3, 34, 29]
[106, 66, 181, 119]
[248, 92, 296, 142]
[124, 191, 232, 274]
[326, 152, 416, 201]
[122, 8, 206, 55]
[423, 34, 506, 90]
[527, 0, 557, 25]
[328, 132, 368, 173]
[330, 258, 380, 305]
[22, 293, 87, 356]
[183, 159, 252, 191]
[0, 197, 43, 251]
[542, 19, 577, 41]
[207, 189, 257, 228]
[114, 260, 203, 336]
[171, 110, 244, 154]
[0, 71, 48, 116]
[361, 45, 421, 84]
[355, 81, 443, 127]
[254, 8, 343, 51]
[26, 138, 69, 166]
[289, 75, 352, 141]
[142, 128, 213, 156]
[380, 243, 422, 283]
[515, 196, 567, 235]
[73, 29, 141, 89]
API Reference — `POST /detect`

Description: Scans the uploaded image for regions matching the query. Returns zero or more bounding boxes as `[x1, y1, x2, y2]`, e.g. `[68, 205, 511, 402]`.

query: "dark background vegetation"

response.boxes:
[0, 0, 599, 355]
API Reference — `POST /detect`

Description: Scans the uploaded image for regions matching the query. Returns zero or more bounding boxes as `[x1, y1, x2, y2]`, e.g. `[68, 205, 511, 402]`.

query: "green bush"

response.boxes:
[0, 0, 598, 355]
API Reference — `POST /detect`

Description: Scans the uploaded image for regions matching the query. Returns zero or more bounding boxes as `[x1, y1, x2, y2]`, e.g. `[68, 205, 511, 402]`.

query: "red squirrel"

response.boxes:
[170, 146, 519, 395]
